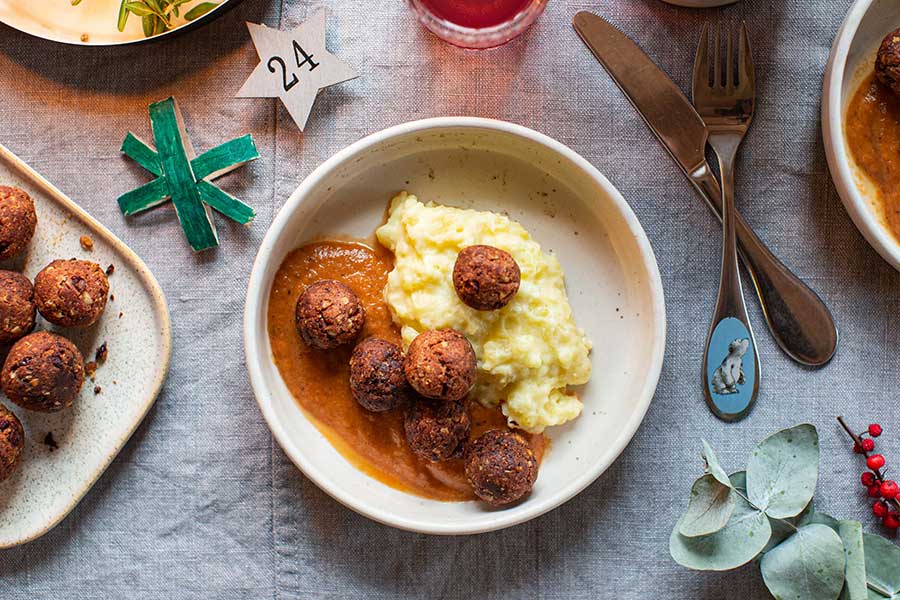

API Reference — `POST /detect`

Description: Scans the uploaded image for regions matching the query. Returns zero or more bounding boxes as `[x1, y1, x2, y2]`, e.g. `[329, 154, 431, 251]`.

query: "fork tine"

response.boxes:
[713, 24, 722, 88]
[693, 22, 710, 99]
[739, 22, 754, 92]
[726, 27, 735, 89]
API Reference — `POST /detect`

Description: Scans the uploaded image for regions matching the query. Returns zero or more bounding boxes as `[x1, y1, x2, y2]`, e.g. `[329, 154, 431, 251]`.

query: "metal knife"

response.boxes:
[573, 11, 837, 367]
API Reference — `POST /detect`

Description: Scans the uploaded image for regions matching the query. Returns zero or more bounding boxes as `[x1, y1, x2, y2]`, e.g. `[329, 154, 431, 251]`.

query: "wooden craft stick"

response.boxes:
[118, 177, 169, 215]
[121, 133, 162, 176]
[196, 181, 255, 224]
[148, 98, 218, 251]
[192, 135, 259, 181]
[117, 97, 259, 251]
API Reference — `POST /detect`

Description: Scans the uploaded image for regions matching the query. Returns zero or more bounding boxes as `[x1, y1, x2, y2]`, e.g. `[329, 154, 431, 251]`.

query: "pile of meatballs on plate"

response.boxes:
[295, 243, 539, 507]
[0, 186, 111, 483]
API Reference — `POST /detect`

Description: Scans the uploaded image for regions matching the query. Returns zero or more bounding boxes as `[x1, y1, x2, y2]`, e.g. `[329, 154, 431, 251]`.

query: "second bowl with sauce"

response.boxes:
[824, 0, 900, 271]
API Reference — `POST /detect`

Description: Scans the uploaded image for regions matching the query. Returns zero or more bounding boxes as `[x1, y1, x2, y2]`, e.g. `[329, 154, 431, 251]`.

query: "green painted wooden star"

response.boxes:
[118, 97, 259, 252]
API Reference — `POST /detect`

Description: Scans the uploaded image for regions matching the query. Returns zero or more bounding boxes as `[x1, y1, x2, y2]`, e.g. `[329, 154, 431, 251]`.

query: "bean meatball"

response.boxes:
[295, 280, 365, 350]
[0, 271, 35, 344]
[452, 245, 521, 310]
[0, 187, 37, 261]
[1, 331, 84, 413]
[0, 403, 24, 482]
[877, 28, 900, 96]
[404, 329, 476, 401]
[404, 399, 470, 462]
[349, 338, 408, 412]
[465, 429, 538, 506]
[34, 259, 109, 328]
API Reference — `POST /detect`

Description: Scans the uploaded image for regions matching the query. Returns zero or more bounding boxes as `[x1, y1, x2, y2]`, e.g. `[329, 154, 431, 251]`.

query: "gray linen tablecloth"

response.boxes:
[0, 0, 892, 597]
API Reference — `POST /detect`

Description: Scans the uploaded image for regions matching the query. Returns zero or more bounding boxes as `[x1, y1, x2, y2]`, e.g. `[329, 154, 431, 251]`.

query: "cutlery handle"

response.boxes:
[688, 162, 837, 366]
[702, 144, 759, 422]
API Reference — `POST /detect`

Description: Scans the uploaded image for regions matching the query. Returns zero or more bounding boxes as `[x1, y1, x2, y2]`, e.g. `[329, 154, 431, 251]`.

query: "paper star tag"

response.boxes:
[237, 10, 358, 131]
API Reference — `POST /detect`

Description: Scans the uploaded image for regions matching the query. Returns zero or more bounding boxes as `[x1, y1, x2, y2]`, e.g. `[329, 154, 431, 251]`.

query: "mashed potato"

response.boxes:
[376, 193, 592, 433]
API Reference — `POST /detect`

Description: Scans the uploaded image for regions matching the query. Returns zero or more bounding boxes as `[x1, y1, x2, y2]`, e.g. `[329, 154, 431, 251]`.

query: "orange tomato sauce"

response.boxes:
[846, 73, 900, 242]
[266, 240, 544, 501]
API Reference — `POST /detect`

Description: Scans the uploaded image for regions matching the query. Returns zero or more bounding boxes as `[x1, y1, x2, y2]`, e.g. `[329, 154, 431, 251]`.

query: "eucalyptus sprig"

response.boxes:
[70, 0, 219, 37]
[671, 424, 900, 600]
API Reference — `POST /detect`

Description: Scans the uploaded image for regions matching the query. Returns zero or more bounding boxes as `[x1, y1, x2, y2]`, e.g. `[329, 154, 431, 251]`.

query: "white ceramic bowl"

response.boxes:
[244, 118, 666, 535]
[824, 0, 900, 271]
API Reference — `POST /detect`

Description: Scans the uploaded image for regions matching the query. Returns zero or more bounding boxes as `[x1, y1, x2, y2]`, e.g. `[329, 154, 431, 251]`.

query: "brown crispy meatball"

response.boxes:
[34, 259, 109, 328]
[404, 399, 470, 462]
[452, 245, 521, 310]
[465, 429, 538, 506]
[349, 338, 408, 412]
[877, 28, 900, 96]
[1, 331, 84, 413]
[0, 403, 24, 482]
[404, 329, 476, 401]
[0, 271, 35, 344]
[0, 187, 37, 261]
[295, 280, 365, 350]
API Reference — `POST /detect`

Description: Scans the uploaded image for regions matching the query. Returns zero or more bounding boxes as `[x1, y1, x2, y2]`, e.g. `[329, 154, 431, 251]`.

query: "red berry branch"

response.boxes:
[837, 416, 900, 530]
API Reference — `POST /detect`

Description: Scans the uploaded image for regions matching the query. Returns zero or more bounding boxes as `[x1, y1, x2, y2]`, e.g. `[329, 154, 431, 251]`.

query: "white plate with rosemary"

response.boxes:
[0, 0, 243, 46]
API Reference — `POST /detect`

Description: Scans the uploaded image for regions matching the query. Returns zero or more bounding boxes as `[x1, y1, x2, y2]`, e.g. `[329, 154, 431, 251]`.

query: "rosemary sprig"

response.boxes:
[71, 0, 220, 37]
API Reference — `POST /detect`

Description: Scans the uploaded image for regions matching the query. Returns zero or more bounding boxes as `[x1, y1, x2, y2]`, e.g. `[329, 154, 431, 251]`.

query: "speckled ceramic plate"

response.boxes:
[0, 144, 171, 548]
[0, 0, 243, 46]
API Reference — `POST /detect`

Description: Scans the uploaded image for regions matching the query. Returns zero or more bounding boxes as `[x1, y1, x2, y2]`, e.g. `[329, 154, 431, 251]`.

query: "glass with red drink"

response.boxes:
[409, 0, 547, 49]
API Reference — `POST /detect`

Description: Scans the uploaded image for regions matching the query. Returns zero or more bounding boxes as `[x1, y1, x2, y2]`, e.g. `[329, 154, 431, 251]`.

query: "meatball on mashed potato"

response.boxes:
[376, 192, 592, 433]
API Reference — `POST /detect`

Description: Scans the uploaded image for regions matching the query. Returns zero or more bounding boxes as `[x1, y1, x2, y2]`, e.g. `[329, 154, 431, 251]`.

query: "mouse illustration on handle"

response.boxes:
[704, 317, 759, 421]
[711, 338, 749, 394]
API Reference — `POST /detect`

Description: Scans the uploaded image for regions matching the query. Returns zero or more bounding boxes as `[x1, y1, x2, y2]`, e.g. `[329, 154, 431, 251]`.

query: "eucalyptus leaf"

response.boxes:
[796, 501, 815, 523]
[678, 474, 736, 538]
[702, 440, 732, 487]
[670, 490, 771, 571]
[760, 524, 845, 600]
[747, 424, 819, 519]
[758, 504, 813, 556]
[799, 511, 840, 532]
[730, 470, 747, 492]
[764, 516, 798, 554]
[838, 521, 867, 600]
[863, 534, 900, 599]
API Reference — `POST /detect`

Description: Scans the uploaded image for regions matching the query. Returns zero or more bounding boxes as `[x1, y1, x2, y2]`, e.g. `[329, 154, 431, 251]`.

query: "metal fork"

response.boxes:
[694, 23, 760, 422]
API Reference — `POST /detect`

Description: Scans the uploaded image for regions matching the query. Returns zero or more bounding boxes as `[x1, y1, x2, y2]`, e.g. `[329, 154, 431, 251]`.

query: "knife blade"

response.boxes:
[572, 11, 839, 367]
[573, 11, 708, 176]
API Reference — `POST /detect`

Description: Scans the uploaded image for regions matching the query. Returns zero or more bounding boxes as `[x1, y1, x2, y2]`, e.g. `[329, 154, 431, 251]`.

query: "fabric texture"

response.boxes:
[0, 0, 888, 598]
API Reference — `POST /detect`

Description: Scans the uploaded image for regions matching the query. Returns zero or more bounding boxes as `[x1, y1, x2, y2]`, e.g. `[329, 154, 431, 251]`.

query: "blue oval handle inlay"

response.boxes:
[706, 317, 756, 418]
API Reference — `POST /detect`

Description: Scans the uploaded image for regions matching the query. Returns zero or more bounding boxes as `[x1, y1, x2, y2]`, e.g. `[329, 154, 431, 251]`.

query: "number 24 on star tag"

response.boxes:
[237, 14, 358, 131]
[268, 41, 319, 92]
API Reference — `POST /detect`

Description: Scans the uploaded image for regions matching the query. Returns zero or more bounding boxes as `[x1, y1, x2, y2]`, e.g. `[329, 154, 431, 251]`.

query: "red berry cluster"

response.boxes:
[839, 417, 900, 530]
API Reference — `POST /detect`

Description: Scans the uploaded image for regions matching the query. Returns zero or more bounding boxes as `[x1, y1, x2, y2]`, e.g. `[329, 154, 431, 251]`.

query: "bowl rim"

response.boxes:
[822, 0, 900, 271]
[243, 116, 667, 535]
